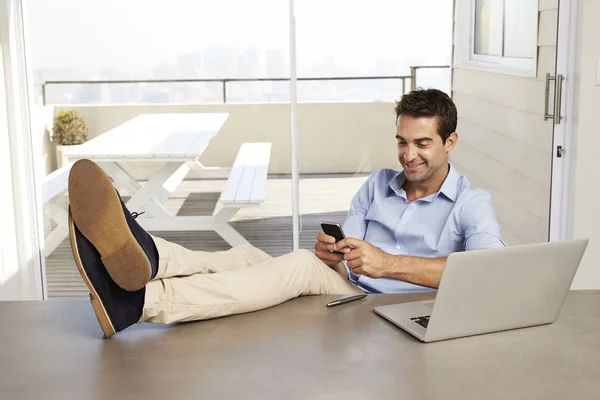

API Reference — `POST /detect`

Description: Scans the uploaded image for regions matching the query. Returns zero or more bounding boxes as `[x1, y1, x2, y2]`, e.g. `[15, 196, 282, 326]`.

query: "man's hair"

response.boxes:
[394, 88, 457, 142]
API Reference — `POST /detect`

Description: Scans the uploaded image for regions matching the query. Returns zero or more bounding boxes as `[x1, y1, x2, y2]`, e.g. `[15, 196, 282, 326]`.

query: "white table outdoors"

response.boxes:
[61, 112, 256, 247]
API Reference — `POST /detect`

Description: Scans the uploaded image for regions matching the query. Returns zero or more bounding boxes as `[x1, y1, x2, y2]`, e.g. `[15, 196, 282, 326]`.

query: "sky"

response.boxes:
[24, 0, 453, 75]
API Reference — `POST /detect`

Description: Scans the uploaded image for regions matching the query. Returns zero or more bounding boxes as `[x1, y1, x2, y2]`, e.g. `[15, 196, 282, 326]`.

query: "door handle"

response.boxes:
[554, 74, 563, 124]
[544, 73, 564, 124]
[544, 73, 555, 121]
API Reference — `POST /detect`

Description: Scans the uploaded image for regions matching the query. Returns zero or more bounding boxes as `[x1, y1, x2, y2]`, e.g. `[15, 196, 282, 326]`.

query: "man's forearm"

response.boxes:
[332, 261, 349, 279]
[384, 256, 447, 289]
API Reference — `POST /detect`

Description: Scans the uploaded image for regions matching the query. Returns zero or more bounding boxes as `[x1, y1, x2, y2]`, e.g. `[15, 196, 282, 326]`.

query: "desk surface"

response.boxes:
[63, 113, 229, 161]
[1, 292, 599, 400]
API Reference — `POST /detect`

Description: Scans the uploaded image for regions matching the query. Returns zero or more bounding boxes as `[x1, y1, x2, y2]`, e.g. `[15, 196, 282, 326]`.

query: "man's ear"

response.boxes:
[445, 132, 458, 152]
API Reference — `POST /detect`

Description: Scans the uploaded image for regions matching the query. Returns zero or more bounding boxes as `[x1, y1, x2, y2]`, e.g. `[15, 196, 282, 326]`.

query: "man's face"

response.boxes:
[395, 115, 457, 183]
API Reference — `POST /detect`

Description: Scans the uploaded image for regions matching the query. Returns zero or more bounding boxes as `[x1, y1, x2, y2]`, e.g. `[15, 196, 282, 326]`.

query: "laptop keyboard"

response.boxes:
[410, 315, 430, 328]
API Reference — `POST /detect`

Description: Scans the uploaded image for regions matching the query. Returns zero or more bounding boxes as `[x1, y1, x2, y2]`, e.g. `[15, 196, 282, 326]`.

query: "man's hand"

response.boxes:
[337, 237, 393, 279]
[314, 232, 350, 268]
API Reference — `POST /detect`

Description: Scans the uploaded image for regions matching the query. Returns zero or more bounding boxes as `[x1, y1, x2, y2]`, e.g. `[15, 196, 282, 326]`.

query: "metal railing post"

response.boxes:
[410, 67, 417, 91]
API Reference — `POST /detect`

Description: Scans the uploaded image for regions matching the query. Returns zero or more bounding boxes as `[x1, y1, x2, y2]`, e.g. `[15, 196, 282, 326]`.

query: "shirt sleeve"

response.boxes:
[460, 189, 507, 251]
[341, 178, 372, 241]
[341, 176, 375, 283]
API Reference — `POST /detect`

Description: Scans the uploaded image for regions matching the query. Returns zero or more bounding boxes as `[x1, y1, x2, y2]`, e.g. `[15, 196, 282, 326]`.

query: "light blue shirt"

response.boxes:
[342, 164, 506, 293]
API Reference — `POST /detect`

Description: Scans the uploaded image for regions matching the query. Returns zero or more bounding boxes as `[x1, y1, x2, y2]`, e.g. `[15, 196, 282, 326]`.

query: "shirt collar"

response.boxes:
[387, 163, 458, 203]
[387, 170, 406, 199]
[438, 164, 458, 202]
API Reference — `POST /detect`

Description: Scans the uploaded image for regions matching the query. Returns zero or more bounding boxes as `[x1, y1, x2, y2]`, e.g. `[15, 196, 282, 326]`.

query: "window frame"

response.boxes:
[455, 0, 539, 77]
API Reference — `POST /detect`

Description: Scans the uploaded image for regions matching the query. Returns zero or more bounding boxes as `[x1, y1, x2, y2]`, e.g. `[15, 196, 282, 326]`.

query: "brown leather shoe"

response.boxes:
[68, 159, 151, 291]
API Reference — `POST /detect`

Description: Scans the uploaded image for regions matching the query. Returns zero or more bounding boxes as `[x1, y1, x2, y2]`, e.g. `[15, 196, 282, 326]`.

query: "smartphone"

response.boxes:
[321, 222, 346, 242]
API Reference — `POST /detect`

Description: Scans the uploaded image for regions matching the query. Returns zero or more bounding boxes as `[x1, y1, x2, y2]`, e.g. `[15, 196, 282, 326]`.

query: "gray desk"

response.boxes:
[1, 292, 599, 400]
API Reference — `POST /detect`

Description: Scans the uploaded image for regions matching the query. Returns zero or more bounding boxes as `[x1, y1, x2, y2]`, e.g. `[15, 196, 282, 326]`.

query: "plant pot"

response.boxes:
[56, 144, 84, 169]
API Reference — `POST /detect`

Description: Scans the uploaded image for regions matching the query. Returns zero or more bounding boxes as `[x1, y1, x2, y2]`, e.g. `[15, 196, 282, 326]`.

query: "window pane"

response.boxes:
[474, 0, 491, 55]
[294, 0, 453, 254]
[474, 0, 502, 56]
[503, 0, 537, 58]
[295, 0, 452, 101]
[26, 0, 289, 105]
[25, 0, 295, 299]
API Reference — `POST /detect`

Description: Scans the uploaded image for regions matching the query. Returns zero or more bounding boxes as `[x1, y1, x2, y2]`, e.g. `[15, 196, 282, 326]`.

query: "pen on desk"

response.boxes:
[326, 294, 367, 307]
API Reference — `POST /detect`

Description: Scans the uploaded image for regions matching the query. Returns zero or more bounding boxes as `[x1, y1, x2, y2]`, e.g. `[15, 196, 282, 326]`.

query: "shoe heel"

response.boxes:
[101, 237, 151, 292]
[89, 293, 116, 338]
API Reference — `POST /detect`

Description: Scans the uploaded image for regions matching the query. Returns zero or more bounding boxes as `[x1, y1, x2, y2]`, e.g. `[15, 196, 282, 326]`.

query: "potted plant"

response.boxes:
[52, 110, 89, 168]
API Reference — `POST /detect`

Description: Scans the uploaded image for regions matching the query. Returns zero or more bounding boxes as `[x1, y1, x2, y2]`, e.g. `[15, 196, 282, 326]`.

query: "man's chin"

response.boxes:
[402, 166, 427, 180]
[405, 174, 426, 183]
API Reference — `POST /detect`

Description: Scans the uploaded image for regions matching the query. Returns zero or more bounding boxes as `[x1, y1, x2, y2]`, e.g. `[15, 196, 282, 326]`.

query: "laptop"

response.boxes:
[374, 239, 588, 342]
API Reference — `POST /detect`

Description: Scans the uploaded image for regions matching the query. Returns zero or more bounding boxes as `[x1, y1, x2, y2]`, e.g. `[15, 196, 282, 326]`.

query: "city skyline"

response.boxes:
[25, 0, 453, 104]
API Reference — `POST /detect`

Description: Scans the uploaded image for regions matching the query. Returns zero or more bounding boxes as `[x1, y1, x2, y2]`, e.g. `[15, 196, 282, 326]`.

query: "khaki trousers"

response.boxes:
[141, 236, 362, 324]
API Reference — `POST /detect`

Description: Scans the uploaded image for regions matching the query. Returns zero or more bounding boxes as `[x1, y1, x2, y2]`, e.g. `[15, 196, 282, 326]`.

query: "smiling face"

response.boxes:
[395, 115, 457, 185]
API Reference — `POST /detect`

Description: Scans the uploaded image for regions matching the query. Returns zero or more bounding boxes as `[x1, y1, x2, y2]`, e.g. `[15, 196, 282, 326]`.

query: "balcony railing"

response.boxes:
[40, 65, 450, 105]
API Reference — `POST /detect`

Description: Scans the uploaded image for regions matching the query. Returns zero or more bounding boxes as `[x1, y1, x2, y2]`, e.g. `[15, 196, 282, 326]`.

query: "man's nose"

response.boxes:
[404, 145, 417, 162]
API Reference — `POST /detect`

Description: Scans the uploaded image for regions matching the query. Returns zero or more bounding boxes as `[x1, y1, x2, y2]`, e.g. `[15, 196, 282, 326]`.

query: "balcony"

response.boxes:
[39, 67, 450, 298]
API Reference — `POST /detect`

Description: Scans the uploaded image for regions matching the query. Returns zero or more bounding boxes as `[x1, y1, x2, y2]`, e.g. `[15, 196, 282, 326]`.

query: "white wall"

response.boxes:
[566, 0, 600, 289]
[451, 1, 557, 246]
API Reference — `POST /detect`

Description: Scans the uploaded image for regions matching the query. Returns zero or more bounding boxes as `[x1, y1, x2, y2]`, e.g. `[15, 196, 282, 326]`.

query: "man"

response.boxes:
[314, 88, 505, 293]
[67, 88, 504, 338]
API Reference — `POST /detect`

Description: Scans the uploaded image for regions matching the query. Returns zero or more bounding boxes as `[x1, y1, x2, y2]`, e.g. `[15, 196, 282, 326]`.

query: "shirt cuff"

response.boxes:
[344, 261, 360, 283]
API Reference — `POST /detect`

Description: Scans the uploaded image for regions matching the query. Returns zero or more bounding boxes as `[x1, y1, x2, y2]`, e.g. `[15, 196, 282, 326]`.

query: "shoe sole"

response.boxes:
[68, 159, 151, 291]
[69, 210, 116, 339]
